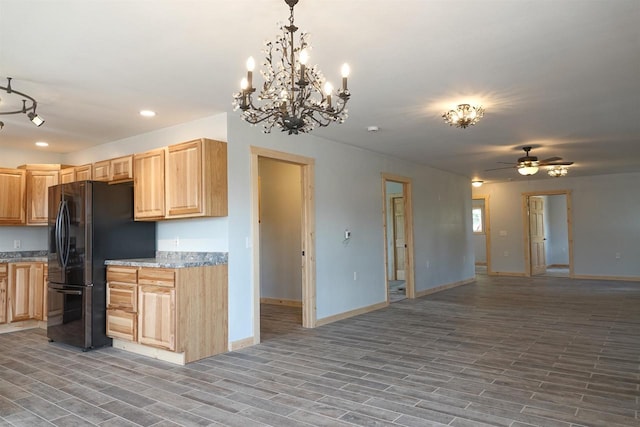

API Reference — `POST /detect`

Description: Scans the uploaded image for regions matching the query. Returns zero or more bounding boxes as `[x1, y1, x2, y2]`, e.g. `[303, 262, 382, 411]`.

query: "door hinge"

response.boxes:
[302, 250, 305, 256]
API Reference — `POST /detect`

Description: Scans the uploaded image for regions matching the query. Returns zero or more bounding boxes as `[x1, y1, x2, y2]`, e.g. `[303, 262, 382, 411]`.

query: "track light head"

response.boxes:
[28, 111, 45, 127]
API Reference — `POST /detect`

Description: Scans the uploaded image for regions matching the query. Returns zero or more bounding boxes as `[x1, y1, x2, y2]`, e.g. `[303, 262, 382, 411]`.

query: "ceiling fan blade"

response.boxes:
[540, 156, 562, 163]
[542, 161, 574, 166]
[497, 161, 516, 165]
[485, 165, 516, 172]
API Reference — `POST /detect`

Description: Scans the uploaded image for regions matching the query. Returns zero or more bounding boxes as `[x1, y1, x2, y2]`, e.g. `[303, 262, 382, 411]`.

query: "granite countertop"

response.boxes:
[105, 251, 228, 268]
[0, 250, 48, 263]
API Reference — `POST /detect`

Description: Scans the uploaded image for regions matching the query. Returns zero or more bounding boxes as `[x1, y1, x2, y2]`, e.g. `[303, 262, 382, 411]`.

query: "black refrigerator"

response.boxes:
[47, 180, 156, 350]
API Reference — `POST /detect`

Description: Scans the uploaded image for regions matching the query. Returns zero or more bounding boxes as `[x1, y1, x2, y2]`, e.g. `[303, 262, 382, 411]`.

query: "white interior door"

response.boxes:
[529, 196, 547, 275]
[393, 197, 406, 280]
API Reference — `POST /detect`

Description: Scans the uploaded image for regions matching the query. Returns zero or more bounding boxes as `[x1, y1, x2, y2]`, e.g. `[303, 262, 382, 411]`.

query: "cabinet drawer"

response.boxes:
[138, 268, 175, 287]
[107, 266, 138, 284]
[0, 264, 6, 274]
[107, 283, 137, 311]
[107, 309, 137, 341]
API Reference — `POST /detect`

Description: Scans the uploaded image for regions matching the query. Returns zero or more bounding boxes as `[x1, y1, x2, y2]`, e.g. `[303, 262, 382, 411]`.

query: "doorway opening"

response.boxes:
[472, 195, 491, 275]
[251, 147, 316, 345]
[382, 174, 415, 302]
[522, 190, 573, 278]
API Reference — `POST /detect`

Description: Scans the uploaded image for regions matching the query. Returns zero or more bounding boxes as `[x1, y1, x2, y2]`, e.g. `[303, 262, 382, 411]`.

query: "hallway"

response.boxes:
[1, 274, 639, 426]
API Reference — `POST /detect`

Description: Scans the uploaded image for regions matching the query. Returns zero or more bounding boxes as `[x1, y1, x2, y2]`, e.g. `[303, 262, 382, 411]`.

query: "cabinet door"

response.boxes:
[138, 285, 175, 350]
[0, 168, 26, 225]
[133, 149, 165, 220]
[42, 264, 48, 321]
[166, 140, 203, 217]
[111, 156, 133, 182]
[26, 170, 59, 225]
[74, 165, 92, 181]
[32, 263, 45, 320]
[0, 265, 7, 324]
[60, 168, 75, 184]
[93, 160, 110, 182]
[9, 263, 36, 322]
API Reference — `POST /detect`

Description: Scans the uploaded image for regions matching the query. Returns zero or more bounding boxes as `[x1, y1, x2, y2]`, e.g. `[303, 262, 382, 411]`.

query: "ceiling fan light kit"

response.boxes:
[442, 104, 484, 129]
[548, 166, 569, 177]
[232, 0, 351, 135]
[0, 77, 45, 130]
[471, 180, 484, 187]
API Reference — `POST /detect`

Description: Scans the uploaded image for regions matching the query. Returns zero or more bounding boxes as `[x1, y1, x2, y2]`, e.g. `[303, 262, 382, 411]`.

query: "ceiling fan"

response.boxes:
[486, 146, 574, 176]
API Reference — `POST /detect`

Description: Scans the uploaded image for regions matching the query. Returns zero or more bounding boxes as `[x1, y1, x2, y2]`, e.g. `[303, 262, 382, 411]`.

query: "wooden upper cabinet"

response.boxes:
[92, 160, 110, 182]
[110, 156, 133, 183]
[74, 164, 92, 181]
[93, 156, 132, 183]
[133, 148, 165, 220]
[24, 167, 59, 225]
[61, 164, 92, 184]
[0, 168, 26, 225]
[60, 167, 75, 184]
[165, 138, 228, 219]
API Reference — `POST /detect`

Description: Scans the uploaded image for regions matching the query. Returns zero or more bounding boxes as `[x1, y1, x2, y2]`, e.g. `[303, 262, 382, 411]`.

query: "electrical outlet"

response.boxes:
[353, 272, 357, 281]
[615, 252, 621, 259]
[503, 250, 509, 257]
[13, 240, 21, 249]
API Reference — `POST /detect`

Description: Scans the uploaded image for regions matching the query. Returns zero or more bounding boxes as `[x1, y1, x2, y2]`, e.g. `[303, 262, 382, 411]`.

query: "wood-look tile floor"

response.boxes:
[1, 274, 639, 426]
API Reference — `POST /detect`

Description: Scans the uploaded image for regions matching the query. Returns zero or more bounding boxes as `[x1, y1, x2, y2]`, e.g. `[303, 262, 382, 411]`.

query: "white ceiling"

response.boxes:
[1, 0, 639, 182]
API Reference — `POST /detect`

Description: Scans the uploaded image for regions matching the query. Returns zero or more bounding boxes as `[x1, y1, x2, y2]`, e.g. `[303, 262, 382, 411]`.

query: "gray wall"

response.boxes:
[258, 157, 302, 301]
[473, 173, 640, 278]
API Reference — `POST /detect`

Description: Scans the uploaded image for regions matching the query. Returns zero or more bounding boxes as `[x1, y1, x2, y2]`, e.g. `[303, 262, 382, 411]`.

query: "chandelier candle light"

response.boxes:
[233, 0, 351, 134]
[442, 104, 484, 129]
[0, 77, 45, 130]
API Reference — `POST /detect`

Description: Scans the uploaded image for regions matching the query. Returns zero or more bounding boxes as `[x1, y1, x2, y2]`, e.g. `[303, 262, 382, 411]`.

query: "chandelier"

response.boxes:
[548, 166, 568, 177]
[442, 104, 484, 128]
[232, 0, 350, 135]
[0, 77, 45, 130]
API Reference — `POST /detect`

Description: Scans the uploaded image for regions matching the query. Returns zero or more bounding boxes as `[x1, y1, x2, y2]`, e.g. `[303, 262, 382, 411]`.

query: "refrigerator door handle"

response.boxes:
[51, 288, 83, 296]
[56, 200, 71, 268]
[55, 201, 65, 267]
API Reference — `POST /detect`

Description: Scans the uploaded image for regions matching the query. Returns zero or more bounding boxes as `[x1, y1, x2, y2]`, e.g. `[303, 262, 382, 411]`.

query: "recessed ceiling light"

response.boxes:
[35, 141, 49, 147]
[367, 126, 380, 132]
[139, 110, 156, 117]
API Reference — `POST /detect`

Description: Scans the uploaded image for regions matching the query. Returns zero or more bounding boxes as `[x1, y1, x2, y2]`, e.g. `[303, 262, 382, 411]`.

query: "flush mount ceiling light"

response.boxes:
[139, 110, 156, 117]
[0, 77, 45, 129]
[548, 166, 569, 177]
[232, 0, 351, 135]
[442, 104, 484, 129]
[35, 141, 49, 147]
[471, 180, 484, 187]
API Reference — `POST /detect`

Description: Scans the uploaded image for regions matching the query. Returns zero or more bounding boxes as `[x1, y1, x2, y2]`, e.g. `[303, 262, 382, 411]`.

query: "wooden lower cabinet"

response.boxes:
[0, 264, 7, 324]
[138, 285, 176, 350]
[106, 264, 228, 363]
[8, 262, 45, 322]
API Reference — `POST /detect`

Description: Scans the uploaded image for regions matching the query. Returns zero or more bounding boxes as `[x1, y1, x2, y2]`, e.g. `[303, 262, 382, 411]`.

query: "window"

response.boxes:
[472, 207, 484, 234]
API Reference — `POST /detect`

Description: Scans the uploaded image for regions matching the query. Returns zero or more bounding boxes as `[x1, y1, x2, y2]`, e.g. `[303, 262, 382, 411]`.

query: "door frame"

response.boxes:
[473, 195, 492, 274]
[381, 173, 415, 300]
[250, 146, 316, 345]
[521, 190, 574, 277]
